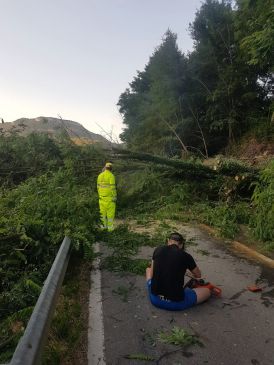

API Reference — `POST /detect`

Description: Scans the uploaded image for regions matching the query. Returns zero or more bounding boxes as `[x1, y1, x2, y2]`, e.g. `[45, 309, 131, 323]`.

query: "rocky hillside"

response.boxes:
[0, 117, 111, 146]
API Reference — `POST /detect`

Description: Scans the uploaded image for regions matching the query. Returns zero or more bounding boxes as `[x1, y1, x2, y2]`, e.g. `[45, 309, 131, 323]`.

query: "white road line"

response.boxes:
[88, 242, 106, 365]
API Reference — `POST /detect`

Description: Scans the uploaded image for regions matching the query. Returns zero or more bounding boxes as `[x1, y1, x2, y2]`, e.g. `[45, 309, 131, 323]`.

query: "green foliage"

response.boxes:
[116, 158, 255, 242]
[216, 157, 257, 176]
[214, 159, 257, 203]
[115, 155, 220, 224]
[0, 307, 33, 362]
[0, 167, 99, 322]
[149, 222, 179, 246]
[117, 166, 166, 210]
[115, 149, 215, 179]
[248, 119, 274, 142]
[236, 0, 274, 69]
[185, 200, 251, 239]
[99, 224, 151, 255]
[0, 132, 106, 188]
[194, 203, 239, 238]
[118, 30, 187, 154]
[158, 326, 202, 347]
[154, 202, 184, 221]
[0, 133, 62, 186]
[0, 135, 105, 361]
[0, 168, 99, 258]
[250, 160, 274, 243]
[118, 1, 271, 155]
[43, 257, 88, 365]
[100, 225, 152, 275]
[166, 183, 193, 205]
[115, 157, 274, 255]
[103, 256, 149, 275]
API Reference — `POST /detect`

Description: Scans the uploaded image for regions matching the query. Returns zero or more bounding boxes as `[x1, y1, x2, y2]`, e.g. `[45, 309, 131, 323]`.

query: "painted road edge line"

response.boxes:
[88, 242, 106, 365]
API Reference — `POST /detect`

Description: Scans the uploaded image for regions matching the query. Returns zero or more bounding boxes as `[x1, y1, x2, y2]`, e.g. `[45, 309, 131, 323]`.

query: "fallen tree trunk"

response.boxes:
[112, 148, 258, 181]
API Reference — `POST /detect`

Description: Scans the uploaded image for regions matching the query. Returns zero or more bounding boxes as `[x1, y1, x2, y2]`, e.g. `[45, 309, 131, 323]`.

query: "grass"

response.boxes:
[0, 256, 88, 365]
[42, 255, 89, 365]
[158, 326, 202, 348]
[0, 307, 33, 363]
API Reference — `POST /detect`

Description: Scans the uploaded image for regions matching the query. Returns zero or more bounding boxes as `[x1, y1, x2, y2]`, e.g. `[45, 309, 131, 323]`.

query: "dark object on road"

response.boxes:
[185, 278, 222, 297]
[247, 285, 262, 292]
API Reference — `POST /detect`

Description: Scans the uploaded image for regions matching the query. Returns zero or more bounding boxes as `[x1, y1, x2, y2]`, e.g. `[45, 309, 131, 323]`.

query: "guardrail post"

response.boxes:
[9, 236, 72, 365]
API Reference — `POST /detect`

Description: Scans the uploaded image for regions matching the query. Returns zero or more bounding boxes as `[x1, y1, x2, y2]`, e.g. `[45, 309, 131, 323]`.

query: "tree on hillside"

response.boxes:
[188, 1, 242, 146]
[143, 30, 189, 155]
[235, 0, 274, 123]
[118, 0, 273, 157]
[186, 0, 272, 149]
[118, 30, 188, 155]
[118, 69, 150, 149]
[236, 0, 274, 70]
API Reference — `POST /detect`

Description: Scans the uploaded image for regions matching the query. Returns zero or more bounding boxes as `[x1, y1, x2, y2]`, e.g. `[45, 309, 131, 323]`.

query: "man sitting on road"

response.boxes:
[146, 232, 211, 311]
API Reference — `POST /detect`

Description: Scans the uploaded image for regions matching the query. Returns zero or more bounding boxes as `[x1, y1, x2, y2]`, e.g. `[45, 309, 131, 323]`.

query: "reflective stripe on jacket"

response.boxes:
[97, 170, 116, 199]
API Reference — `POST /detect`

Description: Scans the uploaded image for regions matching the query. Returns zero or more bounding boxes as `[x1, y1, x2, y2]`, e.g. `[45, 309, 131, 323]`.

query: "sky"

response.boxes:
[0, 0, 203, 140]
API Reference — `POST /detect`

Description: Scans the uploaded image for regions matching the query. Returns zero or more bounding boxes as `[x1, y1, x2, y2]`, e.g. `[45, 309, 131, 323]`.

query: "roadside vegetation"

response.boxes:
[0, 134, 105, 363]
[115, 152, 274, 253]
[43, 255, 90, 365]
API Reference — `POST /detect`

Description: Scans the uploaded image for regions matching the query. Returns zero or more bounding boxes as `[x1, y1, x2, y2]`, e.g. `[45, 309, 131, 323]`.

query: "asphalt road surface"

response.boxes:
[88, 225, 274, 365]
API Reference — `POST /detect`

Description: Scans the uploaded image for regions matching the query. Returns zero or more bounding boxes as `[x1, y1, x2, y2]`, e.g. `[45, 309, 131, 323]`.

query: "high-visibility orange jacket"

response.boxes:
[97, 170, 116, 200]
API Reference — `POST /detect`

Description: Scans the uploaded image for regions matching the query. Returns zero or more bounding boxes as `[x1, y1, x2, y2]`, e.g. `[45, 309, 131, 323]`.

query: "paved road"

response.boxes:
[88, 225, 274, 365]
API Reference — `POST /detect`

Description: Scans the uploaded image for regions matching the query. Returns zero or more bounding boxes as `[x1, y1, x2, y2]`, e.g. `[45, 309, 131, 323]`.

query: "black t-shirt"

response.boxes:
[151, 244, 197, 301]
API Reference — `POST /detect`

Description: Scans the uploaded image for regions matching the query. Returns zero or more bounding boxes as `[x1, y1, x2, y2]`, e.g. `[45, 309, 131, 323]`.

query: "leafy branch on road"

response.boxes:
[158, 326, 202, 348]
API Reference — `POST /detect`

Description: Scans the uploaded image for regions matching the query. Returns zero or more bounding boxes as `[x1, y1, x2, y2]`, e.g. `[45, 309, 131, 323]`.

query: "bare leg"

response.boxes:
[193, 287, 211, 304]
[146, 267, 152, 281]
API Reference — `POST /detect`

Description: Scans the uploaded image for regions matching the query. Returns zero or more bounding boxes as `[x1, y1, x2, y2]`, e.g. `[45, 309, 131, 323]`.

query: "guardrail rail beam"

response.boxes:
[9, 236, 72, 365]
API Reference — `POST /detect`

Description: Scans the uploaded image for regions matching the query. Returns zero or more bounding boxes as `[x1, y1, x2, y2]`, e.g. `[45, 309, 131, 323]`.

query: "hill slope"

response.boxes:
[0, 117, 110, 146]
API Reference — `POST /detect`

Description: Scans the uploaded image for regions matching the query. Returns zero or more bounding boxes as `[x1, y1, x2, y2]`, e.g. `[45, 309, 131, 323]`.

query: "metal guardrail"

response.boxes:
[8, 236, 72, 365]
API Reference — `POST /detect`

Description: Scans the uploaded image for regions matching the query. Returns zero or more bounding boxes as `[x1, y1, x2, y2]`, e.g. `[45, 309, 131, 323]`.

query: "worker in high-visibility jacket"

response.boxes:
[97, 162, 117, 231]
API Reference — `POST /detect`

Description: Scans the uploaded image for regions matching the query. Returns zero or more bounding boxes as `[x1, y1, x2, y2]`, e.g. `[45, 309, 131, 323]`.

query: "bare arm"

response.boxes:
[150, 260, 154, 276]
[146, 260, 154, 281]
[191, 266, 202, 279]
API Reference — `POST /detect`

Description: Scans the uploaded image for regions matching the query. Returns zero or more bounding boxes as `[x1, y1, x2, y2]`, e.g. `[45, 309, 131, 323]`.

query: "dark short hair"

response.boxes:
[169, 232, 185, 245]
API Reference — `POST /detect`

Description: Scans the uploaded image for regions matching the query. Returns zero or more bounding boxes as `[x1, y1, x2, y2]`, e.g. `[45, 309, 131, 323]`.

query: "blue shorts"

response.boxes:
[147, 280, 197, 311]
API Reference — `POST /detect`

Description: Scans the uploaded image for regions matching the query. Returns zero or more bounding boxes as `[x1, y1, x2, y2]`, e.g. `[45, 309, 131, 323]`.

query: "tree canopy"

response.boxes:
[118, 0, 273, 156]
